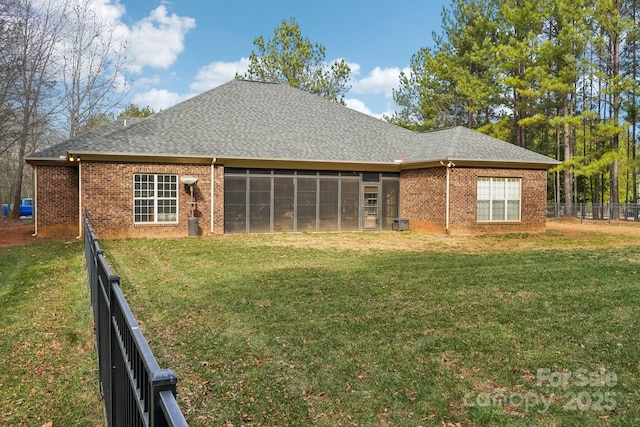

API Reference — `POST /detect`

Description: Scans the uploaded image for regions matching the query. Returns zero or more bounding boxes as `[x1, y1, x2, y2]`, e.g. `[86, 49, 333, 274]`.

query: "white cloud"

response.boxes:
[350, 66, 407, 98]
[132, 88, 193, 111]
[44, 1, 195, 74]
[125, 5, 196, 73]
[190, 58, 250, 92]
[132, 75, 162, 88]
[345, 61, 361, 77]
[344, 98, 373, 116]
[345, 98, 393, 120]
[89, 0, 126, 24]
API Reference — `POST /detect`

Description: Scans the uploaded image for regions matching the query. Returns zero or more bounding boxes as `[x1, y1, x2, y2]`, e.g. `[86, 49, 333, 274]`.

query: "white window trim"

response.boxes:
[133, 174, 179, 224]
[477, 177, 521, 222]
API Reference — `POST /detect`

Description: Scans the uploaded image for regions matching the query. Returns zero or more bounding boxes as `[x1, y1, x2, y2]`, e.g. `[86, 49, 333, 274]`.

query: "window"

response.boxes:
[133, 174, 178, 223]
[477, 177, 521, 222]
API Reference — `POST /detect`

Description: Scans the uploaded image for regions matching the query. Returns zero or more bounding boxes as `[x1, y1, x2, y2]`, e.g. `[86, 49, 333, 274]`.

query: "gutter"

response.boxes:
[210, 158, 216, 234]
[441, 161, 455, 233]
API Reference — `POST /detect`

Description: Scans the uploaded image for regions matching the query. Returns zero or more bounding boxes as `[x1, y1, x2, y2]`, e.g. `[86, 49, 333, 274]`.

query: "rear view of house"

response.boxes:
[26, 79, 558, 239]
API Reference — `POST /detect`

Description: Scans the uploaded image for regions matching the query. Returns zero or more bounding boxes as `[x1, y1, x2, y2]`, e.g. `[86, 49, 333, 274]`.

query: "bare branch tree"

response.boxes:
[5, 0, 64, 219]
[60, 0, 129, 138]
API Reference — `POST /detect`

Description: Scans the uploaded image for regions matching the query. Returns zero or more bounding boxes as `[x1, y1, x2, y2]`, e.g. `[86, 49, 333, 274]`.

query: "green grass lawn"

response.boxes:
[2, 229, 639, 426]
[0, 241, 103, 426]
[96, 231, 640, 427]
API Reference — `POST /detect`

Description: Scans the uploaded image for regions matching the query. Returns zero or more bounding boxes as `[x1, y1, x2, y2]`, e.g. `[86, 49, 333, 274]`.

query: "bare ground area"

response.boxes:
[249, 218, 640, 253]
[0, 219, 36, 248]
[2, 217, 640, 251]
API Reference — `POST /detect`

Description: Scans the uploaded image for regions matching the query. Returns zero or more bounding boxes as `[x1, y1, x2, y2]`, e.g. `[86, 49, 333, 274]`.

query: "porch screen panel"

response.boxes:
[319, 179, 339, 231]
[340, 178, 359, 230]
[274, 177, 294, 232]
[381, 179, 400, 229]
[296, 177, 317, 231]
[224, 176, 247, 233]
[249, 176, 271, 232]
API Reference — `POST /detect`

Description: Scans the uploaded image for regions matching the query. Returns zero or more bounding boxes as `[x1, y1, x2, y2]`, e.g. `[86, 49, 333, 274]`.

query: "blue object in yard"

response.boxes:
[20, 198, 33, 216]
[1, 199, 33, 217]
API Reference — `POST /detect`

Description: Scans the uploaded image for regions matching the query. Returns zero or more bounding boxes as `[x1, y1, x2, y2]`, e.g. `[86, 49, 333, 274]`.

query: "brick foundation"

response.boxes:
[213, 165, 224, 234]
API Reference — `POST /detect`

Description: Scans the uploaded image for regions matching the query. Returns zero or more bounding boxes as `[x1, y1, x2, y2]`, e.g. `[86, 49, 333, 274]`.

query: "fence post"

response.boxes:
[150, 369, 179, 426]
[108, 273, 120, 427]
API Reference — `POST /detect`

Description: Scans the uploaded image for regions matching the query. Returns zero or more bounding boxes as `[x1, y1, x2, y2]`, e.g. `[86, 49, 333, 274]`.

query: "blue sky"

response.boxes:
[105, 0, 449, 118]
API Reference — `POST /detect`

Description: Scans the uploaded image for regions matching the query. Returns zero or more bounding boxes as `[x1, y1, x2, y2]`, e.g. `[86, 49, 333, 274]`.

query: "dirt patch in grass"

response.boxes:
[547, 217, 640, 236]
[247, 219, 640, 253]
[0, 220, 35, 248]
[3, 217, 639, 252]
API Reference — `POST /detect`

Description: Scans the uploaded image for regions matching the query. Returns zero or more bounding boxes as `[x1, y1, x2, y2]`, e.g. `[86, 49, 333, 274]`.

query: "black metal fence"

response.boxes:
[84, 216, 189, 426]
[547, 203, 640, 221]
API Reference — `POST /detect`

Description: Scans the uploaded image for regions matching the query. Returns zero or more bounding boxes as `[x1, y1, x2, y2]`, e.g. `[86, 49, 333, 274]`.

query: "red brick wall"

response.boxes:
[448, 167, 547, 234]
[81, 162, 212, 239]
[213, 165, 224, 234]
[399, 168, 447, 233]
[35, 165, 79, 238]
[35, 161, 547, 239]
[400, 166, 547, 235]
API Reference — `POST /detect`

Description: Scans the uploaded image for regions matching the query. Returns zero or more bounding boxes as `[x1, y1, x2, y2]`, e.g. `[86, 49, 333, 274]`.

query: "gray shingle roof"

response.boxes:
[405, 126, 558, 164]
[27, 79, 558, 167]
[27, 117, 144, 161]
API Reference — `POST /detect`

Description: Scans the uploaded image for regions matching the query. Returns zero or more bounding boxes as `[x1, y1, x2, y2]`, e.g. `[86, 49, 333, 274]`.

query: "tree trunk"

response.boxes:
[563, 95, 572, 215]
[9, 124, 27, 221]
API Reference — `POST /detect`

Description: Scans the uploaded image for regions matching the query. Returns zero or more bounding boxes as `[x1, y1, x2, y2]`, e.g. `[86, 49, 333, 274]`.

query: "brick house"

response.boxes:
[26, 79, 558, 239]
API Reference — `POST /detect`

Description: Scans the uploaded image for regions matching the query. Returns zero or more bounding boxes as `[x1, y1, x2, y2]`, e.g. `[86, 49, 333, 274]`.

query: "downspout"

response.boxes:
[445, 165, 450, 233]
[210, 158, 216, 234]
[77, 160, 82, 239]
[32, 167, 38, 236]
[442, 161, 455, 234]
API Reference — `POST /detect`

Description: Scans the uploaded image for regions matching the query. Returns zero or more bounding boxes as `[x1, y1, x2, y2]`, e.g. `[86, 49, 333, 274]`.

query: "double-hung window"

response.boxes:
[477, 177, 521, 222]
[133, 174, 178, 223]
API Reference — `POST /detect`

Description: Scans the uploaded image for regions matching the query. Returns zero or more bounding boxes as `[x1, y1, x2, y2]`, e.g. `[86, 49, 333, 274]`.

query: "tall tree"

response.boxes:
[520, 0, 590, 212]
[388, 0, 503, 132]
[437, 0, 503, 129]
[6, 0, 64, 220]
[495, 0, 548, 149]
[118, 103, 155, 118]
[624, 0, 639, 202]
[60, 0, 129, 138]
[387, 47, 466, 131]
[241, 18, 351, 104]
[595, 0, 623, 205]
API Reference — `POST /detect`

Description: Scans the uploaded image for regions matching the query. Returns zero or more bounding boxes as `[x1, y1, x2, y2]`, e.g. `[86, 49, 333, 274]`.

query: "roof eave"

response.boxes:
[67, 151, 215, 165]
[60, 151, 559, 171]
[218, 156, 401, 172]
[400, 158, 560, 170]
[64, 151, 405, 171]
[25, 156, 75, 166]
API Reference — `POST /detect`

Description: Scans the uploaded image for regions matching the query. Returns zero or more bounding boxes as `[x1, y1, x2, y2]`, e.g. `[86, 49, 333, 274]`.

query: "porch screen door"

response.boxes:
[363, 185, 379, 229]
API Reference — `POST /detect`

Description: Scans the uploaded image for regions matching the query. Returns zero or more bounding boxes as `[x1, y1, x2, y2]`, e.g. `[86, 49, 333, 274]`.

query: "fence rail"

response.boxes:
[84, 216, 189, 426]
[547, 203, 640, 221]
